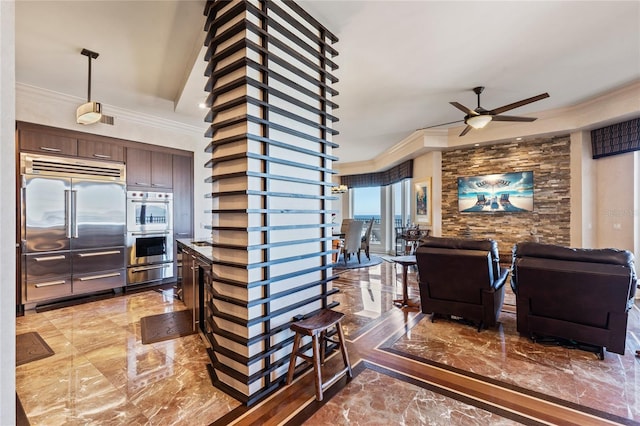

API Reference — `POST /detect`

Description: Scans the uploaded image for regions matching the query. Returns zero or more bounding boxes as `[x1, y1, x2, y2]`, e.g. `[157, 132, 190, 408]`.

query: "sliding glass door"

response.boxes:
[352, 187, 381, 251]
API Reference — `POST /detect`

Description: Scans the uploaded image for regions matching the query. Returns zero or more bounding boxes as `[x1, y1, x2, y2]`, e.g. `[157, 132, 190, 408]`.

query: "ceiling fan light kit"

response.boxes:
[466, 114, 492, 129]
[76, 48, 103, 125]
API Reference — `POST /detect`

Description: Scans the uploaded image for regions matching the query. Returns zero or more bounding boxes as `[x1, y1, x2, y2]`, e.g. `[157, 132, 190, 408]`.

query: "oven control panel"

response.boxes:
[127, 191, 173, 200]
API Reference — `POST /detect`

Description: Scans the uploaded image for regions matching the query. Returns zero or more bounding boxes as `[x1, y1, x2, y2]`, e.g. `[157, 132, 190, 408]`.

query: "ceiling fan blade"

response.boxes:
[417, 119, 464, 130]
[490, 93, 550, 115]
[459, 125, 473, 137]
[491, 115, 537, 122]
[450, 101, 477, 116]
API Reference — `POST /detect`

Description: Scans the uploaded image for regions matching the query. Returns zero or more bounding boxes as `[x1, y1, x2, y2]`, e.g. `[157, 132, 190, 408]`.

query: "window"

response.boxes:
[393, 180, 411, 228]
[352, 186, 381, 248]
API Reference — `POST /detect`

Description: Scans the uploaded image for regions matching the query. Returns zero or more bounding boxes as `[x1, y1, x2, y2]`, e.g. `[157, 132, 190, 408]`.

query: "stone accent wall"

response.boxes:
[441, 135, 571, 258]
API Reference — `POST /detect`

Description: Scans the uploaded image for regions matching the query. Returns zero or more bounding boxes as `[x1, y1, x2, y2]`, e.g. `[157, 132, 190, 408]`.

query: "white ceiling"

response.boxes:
[15, 1, 640, 164]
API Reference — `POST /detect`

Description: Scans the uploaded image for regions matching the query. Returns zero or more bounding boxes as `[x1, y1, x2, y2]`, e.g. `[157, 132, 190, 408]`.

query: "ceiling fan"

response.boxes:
[76, 48, 114, 125]
[422, 86, 549, 136]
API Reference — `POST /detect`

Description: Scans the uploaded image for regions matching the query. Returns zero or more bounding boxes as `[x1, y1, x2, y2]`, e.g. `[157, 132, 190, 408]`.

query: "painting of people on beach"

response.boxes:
[457, 171, 534, 213]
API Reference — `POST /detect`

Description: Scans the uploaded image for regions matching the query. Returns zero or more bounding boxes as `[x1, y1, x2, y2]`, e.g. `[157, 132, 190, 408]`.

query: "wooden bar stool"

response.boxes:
[286, 309, 352, 401]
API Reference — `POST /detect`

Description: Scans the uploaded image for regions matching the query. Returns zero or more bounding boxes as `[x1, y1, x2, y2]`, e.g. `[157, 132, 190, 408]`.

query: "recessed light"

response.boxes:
[198, 102, 207, 109]
[474, 143, 480, 147]
[516, 137, 523, 141]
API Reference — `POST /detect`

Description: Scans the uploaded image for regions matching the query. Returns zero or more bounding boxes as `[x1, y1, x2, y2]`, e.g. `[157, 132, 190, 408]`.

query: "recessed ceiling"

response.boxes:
[15, 1, 640, 164]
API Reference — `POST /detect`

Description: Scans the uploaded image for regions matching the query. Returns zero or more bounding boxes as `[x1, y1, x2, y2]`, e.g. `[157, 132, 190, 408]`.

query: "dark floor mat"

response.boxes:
[140, 309, 195, 344]
[16, 332, 54, 366]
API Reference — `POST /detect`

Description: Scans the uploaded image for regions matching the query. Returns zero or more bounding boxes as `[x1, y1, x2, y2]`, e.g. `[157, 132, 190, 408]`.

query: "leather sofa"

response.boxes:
[415, 237, 509, 330]
[511, 242, 637, 357]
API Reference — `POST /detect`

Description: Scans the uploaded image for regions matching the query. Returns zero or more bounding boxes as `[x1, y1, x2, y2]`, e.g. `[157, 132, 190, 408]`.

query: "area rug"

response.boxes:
[333, 255, 383, 270]
[16, 332, 54, 366]
[140, 309, 195, 344]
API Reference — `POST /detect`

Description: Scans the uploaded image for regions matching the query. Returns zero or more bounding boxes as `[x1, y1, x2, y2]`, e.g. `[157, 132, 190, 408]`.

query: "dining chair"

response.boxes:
[340, 218, 353, 235]
[395, 226, 406, 256]
[360, 218, 375, 260]
[341, 220, 364, 265]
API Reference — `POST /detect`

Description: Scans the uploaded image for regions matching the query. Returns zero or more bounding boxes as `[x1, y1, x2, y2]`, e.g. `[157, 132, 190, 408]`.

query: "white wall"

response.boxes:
[1, 1, 16, 422]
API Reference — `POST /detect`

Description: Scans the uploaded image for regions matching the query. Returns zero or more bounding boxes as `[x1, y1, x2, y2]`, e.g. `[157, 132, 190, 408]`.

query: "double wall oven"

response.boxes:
[126, 191, 174, 285]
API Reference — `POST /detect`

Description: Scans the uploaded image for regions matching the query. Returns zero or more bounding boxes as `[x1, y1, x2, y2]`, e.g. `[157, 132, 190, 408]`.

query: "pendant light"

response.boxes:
[76, 48, 102, 125]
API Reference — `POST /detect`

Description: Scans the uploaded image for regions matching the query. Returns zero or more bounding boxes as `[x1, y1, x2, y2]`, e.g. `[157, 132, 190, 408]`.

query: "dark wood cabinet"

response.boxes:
[19, 129, 77, 156]
[172, 154, 194, 280]
[177, 243, 209, 335]
[172, 154, 194, 239]
[126, 148, 173, 189]
[78, 139, 124, 162]
[125, 148, 152, 187]
[151, 151, 173, 189]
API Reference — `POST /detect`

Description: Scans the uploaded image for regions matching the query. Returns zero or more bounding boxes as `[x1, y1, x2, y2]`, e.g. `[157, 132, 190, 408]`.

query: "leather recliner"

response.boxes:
[415, 237, 509, 330]
[511, 242, 637, 357]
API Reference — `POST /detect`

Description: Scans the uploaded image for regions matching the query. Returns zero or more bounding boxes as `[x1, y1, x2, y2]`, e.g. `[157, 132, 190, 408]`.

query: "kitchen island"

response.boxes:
[176, 239, 213, 335]
[177, 238, 232, 397]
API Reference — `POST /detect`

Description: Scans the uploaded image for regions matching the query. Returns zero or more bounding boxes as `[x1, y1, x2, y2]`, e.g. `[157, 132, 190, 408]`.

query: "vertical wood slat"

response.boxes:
[202, 0, 338, 405]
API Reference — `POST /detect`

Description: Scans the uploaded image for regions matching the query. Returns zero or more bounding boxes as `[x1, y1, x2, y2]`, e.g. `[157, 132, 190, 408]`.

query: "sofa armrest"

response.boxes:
[493, 266, 509, 291]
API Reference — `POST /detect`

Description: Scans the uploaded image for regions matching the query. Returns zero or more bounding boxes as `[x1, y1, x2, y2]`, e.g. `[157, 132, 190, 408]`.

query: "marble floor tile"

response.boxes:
[16, 290, 241, 425]
[16, 259, 640, 425]
[306, 369, 521, 426]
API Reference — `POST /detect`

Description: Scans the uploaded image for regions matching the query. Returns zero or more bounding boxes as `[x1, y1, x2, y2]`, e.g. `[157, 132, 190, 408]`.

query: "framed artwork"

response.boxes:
[457, 171, 534, 213]
[414, 178, 431, 224]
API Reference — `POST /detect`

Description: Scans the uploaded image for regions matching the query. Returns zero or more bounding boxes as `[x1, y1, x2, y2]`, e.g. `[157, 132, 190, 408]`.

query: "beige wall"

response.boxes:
[569, 131, 596, 248]
[595, 151, 635, 252]
[412, 151, 441, 235]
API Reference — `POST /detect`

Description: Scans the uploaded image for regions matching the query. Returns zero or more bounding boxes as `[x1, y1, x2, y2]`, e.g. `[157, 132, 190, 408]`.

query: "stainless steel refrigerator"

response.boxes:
[20, 153, 127, 309]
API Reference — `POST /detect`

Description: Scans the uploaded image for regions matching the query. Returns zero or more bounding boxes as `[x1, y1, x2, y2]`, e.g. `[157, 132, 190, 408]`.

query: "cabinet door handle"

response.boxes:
[130, 231, 170, 236]
[93, 154, 111, 159]
[129, 200, 170, 205]
[131, 264, 167, 273]
[134, 182, 151, 186]
[79, 272, 121, 281]
[35, 280, 66, 288]
[34, 255, 66, 262]
[78, 250, 121, 257]
[40, 146, 61, 152]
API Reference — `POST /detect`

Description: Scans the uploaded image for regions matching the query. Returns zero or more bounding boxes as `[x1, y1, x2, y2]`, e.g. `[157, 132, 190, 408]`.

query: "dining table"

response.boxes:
[390, 255, 420, 308]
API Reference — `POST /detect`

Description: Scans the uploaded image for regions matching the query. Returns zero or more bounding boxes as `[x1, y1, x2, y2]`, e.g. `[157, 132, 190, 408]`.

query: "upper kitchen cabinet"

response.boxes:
[151, 151, 173, 189]
[17, 122, 126, 162]
[18, 128, 78, 156]
[78, 139, 124, 162]
[126, 148, 173, 189]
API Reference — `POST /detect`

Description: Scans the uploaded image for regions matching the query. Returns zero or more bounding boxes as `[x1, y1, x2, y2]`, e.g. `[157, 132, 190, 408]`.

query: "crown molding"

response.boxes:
[337, 80, 640, 174]
[16, 83, 206, 136]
